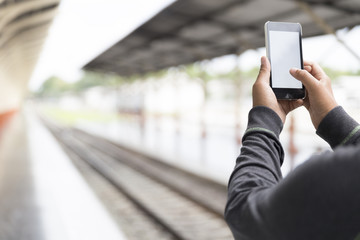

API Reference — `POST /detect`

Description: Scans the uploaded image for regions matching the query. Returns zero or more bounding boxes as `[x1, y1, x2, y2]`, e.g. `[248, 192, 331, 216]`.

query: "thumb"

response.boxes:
[290, 67, 317, 92]
[256, 56, 270, 84]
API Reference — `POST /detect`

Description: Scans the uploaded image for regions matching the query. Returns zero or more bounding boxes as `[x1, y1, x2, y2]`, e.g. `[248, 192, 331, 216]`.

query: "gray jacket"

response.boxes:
[225, 106, 360, 240]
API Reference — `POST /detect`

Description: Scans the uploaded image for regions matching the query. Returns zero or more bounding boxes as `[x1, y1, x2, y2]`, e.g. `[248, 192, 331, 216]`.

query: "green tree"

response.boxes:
[321, 66, 358, 82]
[36, 76, 71, 97]
[74, 71, 108, 91]
[72, 71, 127, 92]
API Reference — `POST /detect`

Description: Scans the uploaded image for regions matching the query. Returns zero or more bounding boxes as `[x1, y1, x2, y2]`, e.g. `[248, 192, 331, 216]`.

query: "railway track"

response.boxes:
[42, 117, 233, 240]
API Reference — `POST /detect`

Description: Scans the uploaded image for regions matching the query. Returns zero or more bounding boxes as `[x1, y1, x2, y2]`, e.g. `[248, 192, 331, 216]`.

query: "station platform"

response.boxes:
[0, 107, 126, 240]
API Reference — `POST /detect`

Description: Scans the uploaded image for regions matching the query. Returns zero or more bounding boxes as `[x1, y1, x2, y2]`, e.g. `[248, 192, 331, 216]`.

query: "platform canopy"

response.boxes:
[0, 0, 60, 112]
[84, 0, 360, 76]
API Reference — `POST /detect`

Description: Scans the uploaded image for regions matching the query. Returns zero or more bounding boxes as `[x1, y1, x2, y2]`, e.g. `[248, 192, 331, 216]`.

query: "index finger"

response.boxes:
[290, 67, 317, 93]
[303, 60, 327, 80]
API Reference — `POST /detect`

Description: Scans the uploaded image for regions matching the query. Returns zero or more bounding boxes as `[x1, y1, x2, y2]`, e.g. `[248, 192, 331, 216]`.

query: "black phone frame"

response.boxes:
[265, 21, 305, 100]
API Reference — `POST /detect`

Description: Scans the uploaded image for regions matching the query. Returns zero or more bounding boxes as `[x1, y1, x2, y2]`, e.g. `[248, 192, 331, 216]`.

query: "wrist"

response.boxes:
[253, 102, 286, 124]
[275, 108, 286, 124]
[246, 106, 284, 139]
[316, 106, 359, 148]
[314, 104, 339, 129]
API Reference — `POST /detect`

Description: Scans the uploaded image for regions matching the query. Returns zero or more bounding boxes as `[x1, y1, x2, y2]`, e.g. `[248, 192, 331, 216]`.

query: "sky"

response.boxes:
[207, 26, 360, 74]
[29, 0, 175, 90]
[29, 0, 360, 91]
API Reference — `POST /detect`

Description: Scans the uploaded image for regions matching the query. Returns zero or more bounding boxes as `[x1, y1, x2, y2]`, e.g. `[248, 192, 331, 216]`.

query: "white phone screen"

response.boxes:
[269, 30, 302, 89]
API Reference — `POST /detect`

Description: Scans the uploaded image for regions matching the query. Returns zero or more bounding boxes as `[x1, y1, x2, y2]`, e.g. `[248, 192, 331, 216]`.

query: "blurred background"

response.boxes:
[0, 0, 360, 239]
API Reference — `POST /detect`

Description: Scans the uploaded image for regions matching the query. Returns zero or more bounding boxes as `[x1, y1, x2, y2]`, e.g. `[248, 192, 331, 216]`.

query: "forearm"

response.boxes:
[316, 106, 360, 148]
[225, 106, 284, 239]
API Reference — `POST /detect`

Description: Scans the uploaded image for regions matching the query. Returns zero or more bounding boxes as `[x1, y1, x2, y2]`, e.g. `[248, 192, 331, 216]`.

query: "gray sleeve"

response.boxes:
[225, 106, 360, 240]
[316, 106, 360, 149]
[225, 106, 284, 239]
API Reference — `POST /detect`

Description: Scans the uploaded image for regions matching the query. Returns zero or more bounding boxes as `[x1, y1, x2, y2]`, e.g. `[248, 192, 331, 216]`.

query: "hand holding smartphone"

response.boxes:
[265, 21, 305, 100]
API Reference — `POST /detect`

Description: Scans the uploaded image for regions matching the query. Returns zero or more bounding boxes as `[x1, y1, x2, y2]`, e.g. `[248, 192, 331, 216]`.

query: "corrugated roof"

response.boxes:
[84, 0, 360, 76]
[0, 0, 59, 112]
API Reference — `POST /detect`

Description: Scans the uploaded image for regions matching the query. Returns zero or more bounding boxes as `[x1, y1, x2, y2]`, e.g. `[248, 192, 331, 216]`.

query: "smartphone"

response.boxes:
[265, 21, 305, 99]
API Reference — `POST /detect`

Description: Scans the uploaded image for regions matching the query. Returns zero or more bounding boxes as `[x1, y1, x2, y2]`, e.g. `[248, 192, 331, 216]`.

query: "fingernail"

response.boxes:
[289, 67, 299, 74]
[261, 56, 265, 66]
